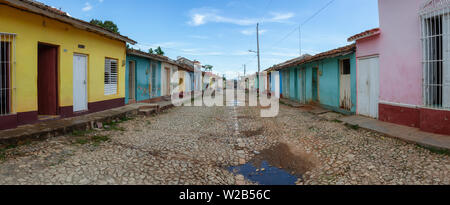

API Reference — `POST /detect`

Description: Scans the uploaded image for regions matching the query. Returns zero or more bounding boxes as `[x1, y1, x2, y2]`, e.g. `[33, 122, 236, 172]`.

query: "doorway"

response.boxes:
[165, 67, 170, 96]
[300, 68, 307, 104]
[128, 61, 136, 102]
[38, 43, 58, 116]
[340, 59, 352, 110]
[357, 56, 380, 118]
[73, 54, 88, 112]
[312, 67, 319, 102]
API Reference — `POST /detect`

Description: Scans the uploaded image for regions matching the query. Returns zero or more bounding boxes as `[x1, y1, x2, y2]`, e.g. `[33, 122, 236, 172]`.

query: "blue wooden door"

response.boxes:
[312, 67, 318, 102]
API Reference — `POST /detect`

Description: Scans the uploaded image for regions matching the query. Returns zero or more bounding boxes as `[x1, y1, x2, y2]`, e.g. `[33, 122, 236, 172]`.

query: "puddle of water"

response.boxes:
[229, 161, 300, 185]
[229, 143, 315, 185]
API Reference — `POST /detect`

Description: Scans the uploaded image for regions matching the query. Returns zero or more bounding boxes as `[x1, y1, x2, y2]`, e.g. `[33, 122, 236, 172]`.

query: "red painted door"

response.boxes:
[38, 44, 58, 115]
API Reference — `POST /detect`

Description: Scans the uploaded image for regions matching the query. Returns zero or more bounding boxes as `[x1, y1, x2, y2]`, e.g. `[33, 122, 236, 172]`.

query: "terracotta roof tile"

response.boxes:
[5, 0, 136, 44]
[347, 28, 380, 42]
[267, 44, 356, 71]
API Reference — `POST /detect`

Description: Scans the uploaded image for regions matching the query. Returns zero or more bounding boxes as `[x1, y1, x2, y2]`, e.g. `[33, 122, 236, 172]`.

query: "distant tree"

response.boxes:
[90, 19, 120, 34]
[148, 48, 154, 54]
[154, 46, 165, 56]
[203, 65, 213, 72]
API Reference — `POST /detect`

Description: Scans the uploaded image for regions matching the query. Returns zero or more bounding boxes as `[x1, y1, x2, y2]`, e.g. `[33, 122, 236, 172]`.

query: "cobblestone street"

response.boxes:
[0, 91, 448, 185]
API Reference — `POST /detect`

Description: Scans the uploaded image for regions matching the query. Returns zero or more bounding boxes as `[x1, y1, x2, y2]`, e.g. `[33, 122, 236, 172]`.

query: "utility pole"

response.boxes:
[243, 64, 246, 76]
[256, 23, 261, 90]
[299, 26, 302, 56]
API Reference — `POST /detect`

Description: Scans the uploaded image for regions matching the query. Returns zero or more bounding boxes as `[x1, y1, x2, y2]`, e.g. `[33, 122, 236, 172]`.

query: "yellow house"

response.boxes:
[0, 0, 136, 130]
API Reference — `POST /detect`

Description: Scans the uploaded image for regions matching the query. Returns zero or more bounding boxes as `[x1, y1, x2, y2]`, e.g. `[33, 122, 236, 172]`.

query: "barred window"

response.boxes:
[104, 58, 118, 95]
[420, 0, 450, 109]
[1, 33, 15, 115]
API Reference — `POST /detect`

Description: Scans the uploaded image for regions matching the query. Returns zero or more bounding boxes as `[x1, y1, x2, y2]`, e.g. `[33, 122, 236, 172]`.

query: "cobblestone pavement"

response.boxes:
[0, 91, 448, 185]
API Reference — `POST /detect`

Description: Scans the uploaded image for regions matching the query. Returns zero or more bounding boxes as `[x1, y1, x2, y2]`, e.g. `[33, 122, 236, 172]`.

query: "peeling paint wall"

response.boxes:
[283, 52, 356, 114]
[125, 54, 161, 104]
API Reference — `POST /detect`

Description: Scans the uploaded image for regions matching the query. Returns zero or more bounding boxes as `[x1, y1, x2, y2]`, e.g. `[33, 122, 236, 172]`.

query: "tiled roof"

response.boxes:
[127, 49, 195, 72]
[268, 44, 356, 71]
[127, 49, 169, 62]
[4, 0, 136, 44]
[265, 54, 311, 72]
[347, 28, 380, 42]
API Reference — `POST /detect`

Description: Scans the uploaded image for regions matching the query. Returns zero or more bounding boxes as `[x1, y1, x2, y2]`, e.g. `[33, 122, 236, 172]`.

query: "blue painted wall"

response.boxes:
[125, 54, 162, 104]
[306, 53, 356, 113]
[279, 52, 356, 114]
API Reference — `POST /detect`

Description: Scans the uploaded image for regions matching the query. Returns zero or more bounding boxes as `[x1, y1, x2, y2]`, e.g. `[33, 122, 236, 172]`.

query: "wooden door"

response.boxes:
[73, 54, 88, 112]
[340, 59, 352, 110]
[357, 56, 380, 118]
[165, 68, 170, 95]
[312, 67, 318, 102]
[38, 44, 58, 115]
[128, 61, 136, 100]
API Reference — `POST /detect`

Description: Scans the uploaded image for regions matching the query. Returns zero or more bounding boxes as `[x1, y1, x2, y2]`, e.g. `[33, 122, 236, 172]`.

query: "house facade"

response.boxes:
[161, 60, 179, 97]
[273, 45, 357, 114]
[349, 0, 450, 135]
[348, 28, 381, 119]
[125, 49, 164, 104]
[0, 0, 135, 130]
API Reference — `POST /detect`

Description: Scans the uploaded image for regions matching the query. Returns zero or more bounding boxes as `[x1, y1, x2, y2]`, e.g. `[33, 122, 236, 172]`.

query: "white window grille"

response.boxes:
[420, 0, 450, 109]
[1, 33, 16, 116]
[104, 58, 118, 95]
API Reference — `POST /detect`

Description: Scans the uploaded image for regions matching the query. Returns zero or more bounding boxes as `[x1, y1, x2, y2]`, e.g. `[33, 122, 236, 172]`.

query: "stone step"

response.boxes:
[138, 108, 158, 116]
[139, 104, 160, 110]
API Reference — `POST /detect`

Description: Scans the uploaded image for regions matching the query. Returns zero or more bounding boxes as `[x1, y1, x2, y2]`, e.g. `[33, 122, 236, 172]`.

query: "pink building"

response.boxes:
[349, 0, 450, 135]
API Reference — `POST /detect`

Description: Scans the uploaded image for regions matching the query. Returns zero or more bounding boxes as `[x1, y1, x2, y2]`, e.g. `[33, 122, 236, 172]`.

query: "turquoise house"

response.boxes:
[125, 49, 164, 104]
[274, 44, 357, 114]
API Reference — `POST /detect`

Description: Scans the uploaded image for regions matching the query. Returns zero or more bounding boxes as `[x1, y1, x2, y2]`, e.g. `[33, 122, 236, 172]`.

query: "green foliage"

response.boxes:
[154, 46, 164, 55]
[148, 48, 154, 54]
[89, 19, 120, 34]
[92, 135, 110, 147]
[417, 145, 450, 156]
[345, 123, 360, 130]
[332, 119, 343, 123]
[72, 129, 93, 137]
[203, 64, 213, 72]
[74, 135, 110, 147]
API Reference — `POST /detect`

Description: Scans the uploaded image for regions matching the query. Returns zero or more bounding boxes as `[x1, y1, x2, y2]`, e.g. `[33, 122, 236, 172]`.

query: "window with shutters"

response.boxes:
[1, 33, 15, 115]
[420, 0, 450, 109]
[104, 58, 118, 95]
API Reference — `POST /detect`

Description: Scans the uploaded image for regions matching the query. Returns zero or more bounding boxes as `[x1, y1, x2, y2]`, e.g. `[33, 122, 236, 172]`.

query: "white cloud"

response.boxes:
[99, 0, 104, 2]
[188, 8, 295, 26]
[191, 14, 207, 26]
[241, 28, 267, 36]
[269, 12, 295, 22]
[82, 2, 92, 12]
[132, 42, 224, 57]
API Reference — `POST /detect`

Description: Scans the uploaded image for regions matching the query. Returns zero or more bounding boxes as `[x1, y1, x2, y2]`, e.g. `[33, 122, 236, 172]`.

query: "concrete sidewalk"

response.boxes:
[0, 99, 179, 147]
[340, 115, 450, 151]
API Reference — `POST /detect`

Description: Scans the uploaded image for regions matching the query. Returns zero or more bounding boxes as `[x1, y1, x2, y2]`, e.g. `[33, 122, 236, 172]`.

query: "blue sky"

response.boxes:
[39, 0, 379, 78]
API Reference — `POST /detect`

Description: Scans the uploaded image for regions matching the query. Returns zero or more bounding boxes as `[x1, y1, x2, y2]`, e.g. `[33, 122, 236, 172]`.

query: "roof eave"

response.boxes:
[127, 49, 168, 61]
[5, 0, 137, 44]
[347, 30, 380, 42]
